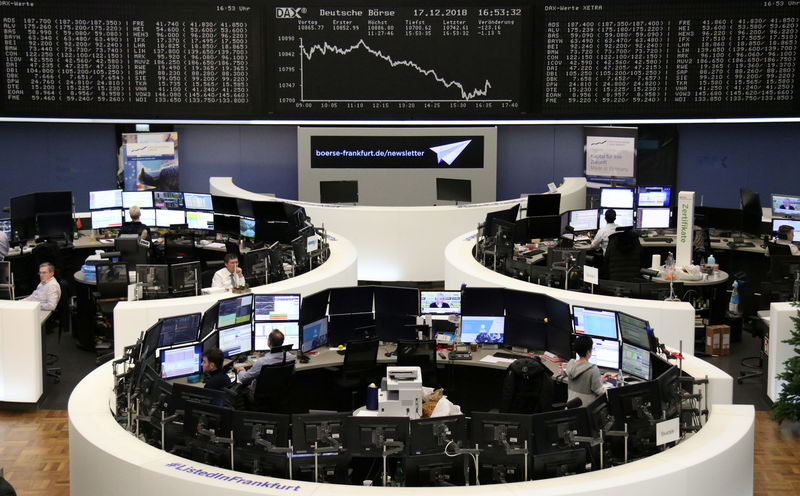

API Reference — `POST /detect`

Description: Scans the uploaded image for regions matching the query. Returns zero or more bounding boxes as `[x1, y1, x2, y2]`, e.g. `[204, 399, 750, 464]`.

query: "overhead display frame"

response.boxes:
[0, 0, 799, 122]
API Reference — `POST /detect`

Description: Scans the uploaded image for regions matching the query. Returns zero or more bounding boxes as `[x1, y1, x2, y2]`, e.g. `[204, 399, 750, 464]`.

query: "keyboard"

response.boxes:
[493, 351, 525, 360]
[728, 242, 755, 248]
[522, 249, 544, 258]
[644, 237, 673, 243]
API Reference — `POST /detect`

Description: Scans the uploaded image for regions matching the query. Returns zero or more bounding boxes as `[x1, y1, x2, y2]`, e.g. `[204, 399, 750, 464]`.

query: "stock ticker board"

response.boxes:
[0, 0, 798, 120]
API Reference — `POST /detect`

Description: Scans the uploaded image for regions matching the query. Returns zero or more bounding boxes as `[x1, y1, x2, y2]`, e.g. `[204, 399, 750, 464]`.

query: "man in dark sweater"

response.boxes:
[202, 348, 231, 390]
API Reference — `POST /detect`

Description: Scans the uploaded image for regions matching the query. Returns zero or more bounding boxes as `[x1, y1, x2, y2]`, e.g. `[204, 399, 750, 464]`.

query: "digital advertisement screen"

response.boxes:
[310, 136, 484, 169]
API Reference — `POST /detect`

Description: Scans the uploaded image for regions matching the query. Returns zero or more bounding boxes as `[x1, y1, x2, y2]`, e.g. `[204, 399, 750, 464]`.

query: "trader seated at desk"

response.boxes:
[211, 253, 246, 289]
[561, 335, 613, 407]
[775, 224, 800, 256]
[202, 348, 231, 391]
[589, 209, 618, 254]
[120, 205, 150, 239]
[235, 329, 295, 391]
[23, 262, 61, 312]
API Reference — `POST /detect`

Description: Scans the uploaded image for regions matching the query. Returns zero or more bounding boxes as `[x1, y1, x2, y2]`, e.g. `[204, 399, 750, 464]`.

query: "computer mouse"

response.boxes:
[337, 350, 346, 356]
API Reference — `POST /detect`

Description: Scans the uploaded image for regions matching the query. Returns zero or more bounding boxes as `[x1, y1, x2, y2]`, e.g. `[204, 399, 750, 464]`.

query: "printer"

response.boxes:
[378, 366, 423, 419]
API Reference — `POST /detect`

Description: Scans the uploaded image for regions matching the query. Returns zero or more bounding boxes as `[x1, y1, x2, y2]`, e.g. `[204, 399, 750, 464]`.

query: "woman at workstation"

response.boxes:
[561, 335, 613, 407]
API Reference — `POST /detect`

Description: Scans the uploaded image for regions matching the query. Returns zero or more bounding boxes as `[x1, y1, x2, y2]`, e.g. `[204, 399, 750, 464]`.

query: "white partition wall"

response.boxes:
[0, 301, 43, 404]
[768, 302, 795, 402]
[210, 176, 586, 281]
[113, 231, 357, 358]
[445, 231, 697, 355]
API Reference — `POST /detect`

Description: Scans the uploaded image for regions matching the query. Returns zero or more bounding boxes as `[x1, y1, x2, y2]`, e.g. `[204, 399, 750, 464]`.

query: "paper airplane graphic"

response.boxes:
[430, 139, 472, 165]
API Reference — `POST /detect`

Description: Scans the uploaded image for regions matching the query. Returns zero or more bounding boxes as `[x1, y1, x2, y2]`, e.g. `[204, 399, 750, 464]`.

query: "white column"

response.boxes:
[676, 191, 695, 266]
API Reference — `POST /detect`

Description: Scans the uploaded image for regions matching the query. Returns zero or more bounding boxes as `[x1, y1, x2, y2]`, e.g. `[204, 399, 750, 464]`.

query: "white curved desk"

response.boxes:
[209, 176, 587, 281]
[444, 231, 698, 355]
[68, 361, 750, 496]
[112, 231, 358, 358]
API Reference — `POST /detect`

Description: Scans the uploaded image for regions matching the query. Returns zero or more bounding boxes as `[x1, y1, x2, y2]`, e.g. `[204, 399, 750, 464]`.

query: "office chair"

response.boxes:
[334, 338, 379, 411]
[0, 261, 14, 300]
[45, 279, 73, 383]
[201, 260, 224, 289]
[500, 356, 554, 414]
[767, 241, 792, 257]
[396, 339, 438, 387]
[116, 233, 149, 270]
[93, 263, 129, 355]
[602, 230, 643, 281]
[251, 356, 296, 413]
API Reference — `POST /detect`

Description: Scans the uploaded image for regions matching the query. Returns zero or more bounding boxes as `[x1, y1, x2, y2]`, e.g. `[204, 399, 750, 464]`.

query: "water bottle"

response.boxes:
[707, 253, 716, 273]
[729, 280, 739, 314]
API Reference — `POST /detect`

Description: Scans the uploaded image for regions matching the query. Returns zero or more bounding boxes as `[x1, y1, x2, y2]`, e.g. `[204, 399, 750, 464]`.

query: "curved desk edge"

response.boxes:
[68, 363, 751, 496]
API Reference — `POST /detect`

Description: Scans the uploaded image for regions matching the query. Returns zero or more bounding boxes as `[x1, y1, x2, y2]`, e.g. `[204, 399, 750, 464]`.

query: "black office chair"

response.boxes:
[396, 339, 438, 387]
[116, 233, 149, 270]
[251, 357, 296, 413]
[767, 241, 792, 257]
[45, 279, 72, 383]
[500, 356, 554, 414]
[201, 260, 225, 289]
[93, 263, 129, 351]
[334, 338, 379, 411]
[602, 230, 643, 281]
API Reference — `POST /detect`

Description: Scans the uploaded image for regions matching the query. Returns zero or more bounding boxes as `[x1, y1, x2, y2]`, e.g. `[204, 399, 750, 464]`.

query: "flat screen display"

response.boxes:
[772, 218, 800, 233]
[578, 337, 620, 370]
[218, 294, 253, 329]
[254, 322, 299, 352]
[91, 209, 122, 229]
[159, 343, 202, 379]
[420, 290, 461, 315]
[122, 191, 154, 209]
[567, 209, 599, 232]
[89, 189, 122, 210]
[621, 342, 651, 381]
[186, 210, 214, 230]
[153, 191, 185, 210]
[183, 192, 214, 211]
[240, 218, 256, 238]
[636, 207, 671, 229]
[772, 194, 800, 217]
[600, 188, 634, 209]
[125, 208, 156, 226]
[155, 209, 185, 227]
[218, 323, 253, 357]
[573, 306, 618, 340]
[636, 186, 671, 207]
[253, 294, 301, 321]
[302, 318, 329, 353]
[599, 208, 634, 228]
[460, 316, 504, 344]
[157, 313, 201, 348]
[617, 312, 652, 351]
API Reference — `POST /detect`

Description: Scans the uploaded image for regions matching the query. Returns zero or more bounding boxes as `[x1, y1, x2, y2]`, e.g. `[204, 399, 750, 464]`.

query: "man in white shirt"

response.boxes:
[776, 225, 800, 256]
[590, 209, 618, 254]
[235, 329, 295, 391]
[211, 253, 246, 289]
[24, 262, 61, 311]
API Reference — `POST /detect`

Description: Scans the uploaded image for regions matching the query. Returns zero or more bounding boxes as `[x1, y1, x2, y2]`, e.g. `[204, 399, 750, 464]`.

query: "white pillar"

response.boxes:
[676, 191, 695, 266]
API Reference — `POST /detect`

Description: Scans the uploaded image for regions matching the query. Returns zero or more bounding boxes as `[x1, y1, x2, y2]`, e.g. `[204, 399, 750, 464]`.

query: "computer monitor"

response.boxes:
[523, 215, 562, 240]
[211, 195, 239, 216]
[404, 454, 466, 487]
[291, 412, 349, 453]
[533, 407, 591, 453]
[232, 410, 290, 448]
[124, 207, 156, 226]
[299, 289, 329, 324]
[199, 302, 219, 340]
[291, 234, 308, 269]
[373, 286, 419, 317]
[0, 218, 10, 236]
[157, 312, 201, 347]
[212, 214, 239, 236]
[89, 189, 123, 210]
[566, 209, 599, 232]
[546, 297, 573, 360]
[408, 415, 467, 455]
[572, 306, 619, 340]
[122, 191, 154, 209]
[578, 336, 620, 370]
[533, 448, 587, 480]
[740, 188, 763, 234]
[183, 192, 213, 211]
[254, 322, 299, 352]
[320, 180, 358, 204]
[236, 199, 254, 219]
[185, 210, 214, 231]
[218, 322, 253, 357]
[772, 218, 800, 234]
[201, 328, 219, 354]
[158, 342, 202, 379]
[460, 316, 504, 344]
[343, 416, 409, 457]
[375, 314, 417, 342]
[600, 187, 634, 209]
[636, 186, 672, 207]
[617, 312, 653, 351]
[461, 287, 504, 316]
[136, 264, 169, 299]
[621, 342, 651, 381]
[771, 194, 800, 218]
[420, 290, 461, 315]
[217, 293, 253, 329]
[153, 191, 184, 209]
[170, 261, 201, 297]
[328, 313, 375, 345]
[600, 208, 634, 228]
[694, 206, 742, 232]
[139, 321, 163, 361]
[469, 412, 532, 451]
[483, 204, 520, 237]
[239, 218, 255, 238]
[36, 212, 73, 240]
[436, 178, 471, 203]
[91, 209, 123, 229]
[636, 207, 671, 229]
[526, 193, 561, 216]
[329, 286, 374, 315]
[154, 209, 185, 228]
[606, 380, 662, 423]
[254, 294, 300, 322]
[301, 317, 329, 353]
